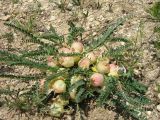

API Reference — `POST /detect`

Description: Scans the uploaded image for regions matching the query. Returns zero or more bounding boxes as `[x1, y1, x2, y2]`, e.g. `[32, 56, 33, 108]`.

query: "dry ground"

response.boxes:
[0, 0, 160, 120]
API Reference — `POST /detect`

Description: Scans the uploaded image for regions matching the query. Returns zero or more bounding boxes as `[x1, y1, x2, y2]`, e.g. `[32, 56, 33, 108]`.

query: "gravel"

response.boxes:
[0, 0, 159, 120]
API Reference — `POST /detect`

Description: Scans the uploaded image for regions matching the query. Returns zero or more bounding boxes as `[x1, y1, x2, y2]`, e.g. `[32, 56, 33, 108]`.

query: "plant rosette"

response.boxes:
[1, 16, 151, 120]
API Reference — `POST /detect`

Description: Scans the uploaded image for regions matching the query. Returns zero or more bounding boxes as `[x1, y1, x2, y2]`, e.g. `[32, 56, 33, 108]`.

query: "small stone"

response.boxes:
[158, 93, 160, 100]
[88, 16, 94, 22]
[98, 15, 105, 21]
[134, 69, 140, 76]
[57, 19, 61, 23]
[153, 86, 158, 92]
[156, 105, 160, 112]
[28, 0, 33, 2]
[82, 9, 88, 15]
[68, 3, 73, 8]
[146, 111, 152, 116]
[144, 68, 160, 81]
[0, 15, 11, 20]
[147, 0, 153, 4]
[156, 77, 160, 84]
[146, 91, 151, 95]
[126, 102, 130, 106]
[50, 16, 56, 21]
[94, 21, 100, 26]
[92, 32, 97, 36]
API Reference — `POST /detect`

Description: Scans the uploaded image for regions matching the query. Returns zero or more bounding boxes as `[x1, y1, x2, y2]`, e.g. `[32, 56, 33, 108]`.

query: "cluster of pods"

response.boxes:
[40, 42, 124, 117]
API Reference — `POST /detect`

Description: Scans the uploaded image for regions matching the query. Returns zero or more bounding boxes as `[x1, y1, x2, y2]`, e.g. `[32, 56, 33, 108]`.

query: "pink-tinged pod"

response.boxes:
[47, 56, 58, 67]
[71, 42, 84, 53]
[96, 60, 110, 74]
[58, 47, 75, 67]
[58, 47, 72, 53]
[52, 80, 66, 93]
[90, 73, 104, 87]
[78, 57, 90, 69]
[108, 64, 119, 77]
[59, 57, 75, 68]
[86, 52, 97, 64]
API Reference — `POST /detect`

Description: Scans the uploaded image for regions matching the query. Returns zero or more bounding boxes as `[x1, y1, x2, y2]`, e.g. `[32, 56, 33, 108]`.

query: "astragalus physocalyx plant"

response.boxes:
[0, 17, 150, 120]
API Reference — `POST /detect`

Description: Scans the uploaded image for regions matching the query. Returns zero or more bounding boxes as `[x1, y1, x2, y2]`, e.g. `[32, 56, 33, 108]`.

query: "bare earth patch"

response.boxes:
[0, 0, 159, 120]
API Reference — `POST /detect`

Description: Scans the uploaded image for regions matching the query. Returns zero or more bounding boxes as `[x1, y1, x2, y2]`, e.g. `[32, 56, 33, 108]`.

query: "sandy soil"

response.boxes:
[0, 0, 159, 120]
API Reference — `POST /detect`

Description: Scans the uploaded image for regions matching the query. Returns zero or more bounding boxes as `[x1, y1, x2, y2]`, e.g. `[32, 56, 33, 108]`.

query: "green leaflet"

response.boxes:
[0, 74, 43, 81]
[67, 21, 84, 45]
[87, 17, 126, 52]
[149, 2, 160, 20]
[0, 50, 58, 72]
[97, 77, 117, 106]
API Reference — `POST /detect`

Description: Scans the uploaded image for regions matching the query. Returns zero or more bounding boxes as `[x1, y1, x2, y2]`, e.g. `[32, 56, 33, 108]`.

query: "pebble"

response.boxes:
[68, 3, 73, 8]
[153, 85, 158, 92]
[146, 111, 152, 116]
[28, 0, 33, 2]
[144, 68, 160, 81]
[156, 105, 160, 112]
[82, 9, 88, 15]
[0, 0, 159, 119]
[50, 16, 56, 21]
[57, 19, 61, 23]
[85, 25, 90, 30]
[88, 16, 94, 22]
[134, 69, 141, 76]
[0, 15, 11, 20]
[94, 21, 100, 26]
[156, 77, 160, 84]
[147, 0, 153, 4]
[92, 32, 97, 36]
[158, 93, 160, 100]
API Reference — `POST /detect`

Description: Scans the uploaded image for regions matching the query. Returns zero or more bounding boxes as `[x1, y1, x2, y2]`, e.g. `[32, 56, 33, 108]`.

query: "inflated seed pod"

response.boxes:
[86, 52, 97, 64]
[96, 60, 110, 74]
[78, 57, 90, 69]
[108, 64, 119, 77]
[58, 47, 75, 67]
[52, 80, 66, 93]
[90, 73, 104, 87]
[71, 42, 84, 53]
[50, 102, 64, 117]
